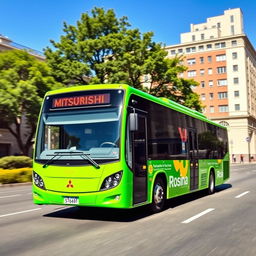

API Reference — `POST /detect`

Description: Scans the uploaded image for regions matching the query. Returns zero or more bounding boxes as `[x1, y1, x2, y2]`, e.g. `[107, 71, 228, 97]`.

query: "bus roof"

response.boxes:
[45, 84, 226, 129]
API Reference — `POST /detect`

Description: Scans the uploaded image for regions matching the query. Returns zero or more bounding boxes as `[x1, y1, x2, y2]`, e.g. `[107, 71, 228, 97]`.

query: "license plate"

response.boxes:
[64, 197, 79, 205]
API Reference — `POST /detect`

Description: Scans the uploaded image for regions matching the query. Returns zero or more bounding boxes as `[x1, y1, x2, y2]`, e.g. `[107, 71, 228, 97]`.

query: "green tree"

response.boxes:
[0, 50, 62, 156]
[45, 7, 202, 111]
[45, 7, 129, 85]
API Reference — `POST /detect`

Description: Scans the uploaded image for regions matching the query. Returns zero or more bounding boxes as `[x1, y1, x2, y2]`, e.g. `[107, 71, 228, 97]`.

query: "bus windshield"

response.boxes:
[35, 89, 124, 162]
[36, 108, 121, 161]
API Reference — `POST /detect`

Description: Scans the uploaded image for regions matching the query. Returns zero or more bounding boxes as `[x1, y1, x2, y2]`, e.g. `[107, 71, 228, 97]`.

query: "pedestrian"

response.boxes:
[240, 154, 244, 163]
[232, 154, 236, 163]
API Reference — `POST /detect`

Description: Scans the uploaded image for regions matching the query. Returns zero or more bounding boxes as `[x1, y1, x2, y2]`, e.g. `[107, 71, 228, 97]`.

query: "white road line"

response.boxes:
[0, 194, 21, 199]
[182, 208, 215, 224]
[0, 208, 41, 218]
[235, 191, 250, 198]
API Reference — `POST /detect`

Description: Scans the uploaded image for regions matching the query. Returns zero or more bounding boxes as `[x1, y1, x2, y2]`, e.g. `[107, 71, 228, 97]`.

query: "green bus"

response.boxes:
[33, 84, 229, 212]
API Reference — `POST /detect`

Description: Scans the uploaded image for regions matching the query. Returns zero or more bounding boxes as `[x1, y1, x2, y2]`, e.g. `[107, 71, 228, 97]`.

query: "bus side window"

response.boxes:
[126, 118, 132, 168]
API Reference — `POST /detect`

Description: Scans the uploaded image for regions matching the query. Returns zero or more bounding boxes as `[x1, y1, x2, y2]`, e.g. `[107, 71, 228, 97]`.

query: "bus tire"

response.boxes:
[150, 177, 166, 213]
[208, 171, 215, 195]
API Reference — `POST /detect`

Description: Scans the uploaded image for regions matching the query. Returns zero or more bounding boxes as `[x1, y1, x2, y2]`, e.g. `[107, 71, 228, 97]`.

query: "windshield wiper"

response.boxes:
[78, 152, 100, 169]
[43, 151, 100, 169]
[43, 152, 62, 168]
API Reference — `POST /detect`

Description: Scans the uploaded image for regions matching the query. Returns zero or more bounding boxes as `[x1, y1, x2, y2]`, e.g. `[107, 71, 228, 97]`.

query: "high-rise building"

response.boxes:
[0, 34, 45, 157]
[165, 8, 256, 162]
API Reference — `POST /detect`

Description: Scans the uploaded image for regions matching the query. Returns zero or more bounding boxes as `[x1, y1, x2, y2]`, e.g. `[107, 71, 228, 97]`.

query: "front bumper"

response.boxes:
[33, 185, 131, 209]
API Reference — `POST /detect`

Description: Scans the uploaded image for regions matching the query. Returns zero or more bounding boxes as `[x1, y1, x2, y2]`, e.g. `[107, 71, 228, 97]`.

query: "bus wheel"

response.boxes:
[150, 177, 166, 213]
[208, 171, 215, 195]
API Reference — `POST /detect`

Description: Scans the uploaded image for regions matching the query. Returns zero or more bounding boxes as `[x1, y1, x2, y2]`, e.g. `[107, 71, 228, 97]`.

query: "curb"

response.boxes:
[0, 182, 32, 188]
[231, 162, 256, 166]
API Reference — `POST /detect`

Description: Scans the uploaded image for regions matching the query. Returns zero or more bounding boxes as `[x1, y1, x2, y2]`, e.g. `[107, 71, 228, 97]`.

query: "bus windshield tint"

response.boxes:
[36, 107, 121, 161]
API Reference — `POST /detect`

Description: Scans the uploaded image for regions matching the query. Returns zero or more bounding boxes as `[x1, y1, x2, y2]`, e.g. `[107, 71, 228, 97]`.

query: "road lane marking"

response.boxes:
[235, 191, 250, 198]
[0, 194, 21, 199]
[182, 208, 215, 224]
[0, 208, 41, 218]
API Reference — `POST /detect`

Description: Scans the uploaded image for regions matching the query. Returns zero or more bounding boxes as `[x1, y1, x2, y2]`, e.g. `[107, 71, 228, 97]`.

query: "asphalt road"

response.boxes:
[0, 164, 255, 256]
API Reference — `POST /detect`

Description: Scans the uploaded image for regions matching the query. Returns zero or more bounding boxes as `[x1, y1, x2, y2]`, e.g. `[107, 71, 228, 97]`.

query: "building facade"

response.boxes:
[0, 34, 45, 157]
[165, 8, 256, 162]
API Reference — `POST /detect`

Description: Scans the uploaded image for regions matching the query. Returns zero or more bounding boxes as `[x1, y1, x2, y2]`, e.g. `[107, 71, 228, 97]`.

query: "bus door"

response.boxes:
[130, 112, 148, 205]
[188, 129, 199, 190]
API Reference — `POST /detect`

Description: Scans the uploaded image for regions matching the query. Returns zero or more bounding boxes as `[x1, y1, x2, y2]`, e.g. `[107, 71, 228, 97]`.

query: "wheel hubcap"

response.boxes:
[210, 175, 214, 192]
[154, 184, 164, 204]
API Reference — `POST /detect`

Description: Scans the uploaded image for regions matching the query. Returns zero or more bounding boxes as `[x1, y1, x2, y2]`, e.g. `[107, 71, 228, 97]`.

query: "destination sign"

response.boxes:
[52, 93, 110, 109]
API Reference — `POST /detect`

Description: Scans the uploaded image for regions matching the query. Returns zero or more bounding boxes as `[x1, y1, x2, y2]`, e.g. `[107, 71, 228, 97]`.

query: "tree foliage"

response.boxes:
[45, 7, 202, 111]
[0, 50, 62, 156]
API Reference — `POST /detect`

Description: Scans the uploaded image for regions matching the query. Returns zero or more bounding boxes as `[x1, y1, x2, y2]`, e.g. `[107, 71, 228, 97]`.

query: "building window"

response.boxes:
[217, 22, 221, 28]
[188, 70, 196, 77]
[200, 69, 205, 76]
[232, 52, 237, 59]
[230, 15, 234, 23]
[186, 47, 196, 53]
[218, 92, 228, 99]
[219, 121, 229, 127]
[215, 42, 226, 48]
[200, 81, 205, 88]
[233, 65, 238, 71]
[171, 50, 176, 55]
[234, 90, 239, 97]
[219, 105, 228, 112]
[192, 35, 196, 41]
[235, 104, 240, 111]
[210, 106, 214, 113]
[199, 45, 204, 51]
[144, 75, 150, 82]
[231, 40, 237, 46]
[207, 44, 212, 49]
[216, 54, 226, 61]
[187, 58, 196, 65]
[200, 57, 204, 64]
[217, 79, 227, 86]
[221, 42, 226, 48]
[209, 80, 213, 87]
[178, 48, 183, 53]
[201, 34, 205, 40]
[217, 66, 226, 74]
[201, 93, 206, 100]
[208, 68, 213, 75]
[231, 25, 235, 35]
[234, 77, 239, 84]
[207, 56, 212, 62]
[209, 93, 214, 100]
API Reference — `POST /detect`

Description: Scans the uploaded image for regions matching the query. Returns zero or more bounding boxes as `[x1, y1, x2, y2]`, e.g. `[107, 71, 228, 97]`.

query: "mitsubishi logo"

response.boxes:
[66, 180, 74, 188]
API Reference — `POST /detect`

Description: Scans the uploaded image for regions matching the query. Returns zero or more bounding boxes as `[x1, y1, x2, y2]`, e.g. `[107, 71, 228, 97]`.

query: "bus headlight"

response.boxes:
[100, 171, 122, 190]
[33, 171, 45, 190]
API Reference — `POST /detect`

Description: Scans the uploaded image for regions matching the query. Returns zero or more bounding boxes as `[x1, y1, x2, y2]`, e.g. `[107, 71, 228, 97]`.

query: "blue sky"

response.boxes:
[0, 0, 255, 52]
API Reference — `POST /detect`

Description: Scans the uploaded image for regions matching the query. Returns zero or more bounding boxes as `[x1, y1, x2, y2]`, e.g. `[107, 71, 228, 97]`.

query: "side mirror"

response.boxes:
[129, 113, 138, 131]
